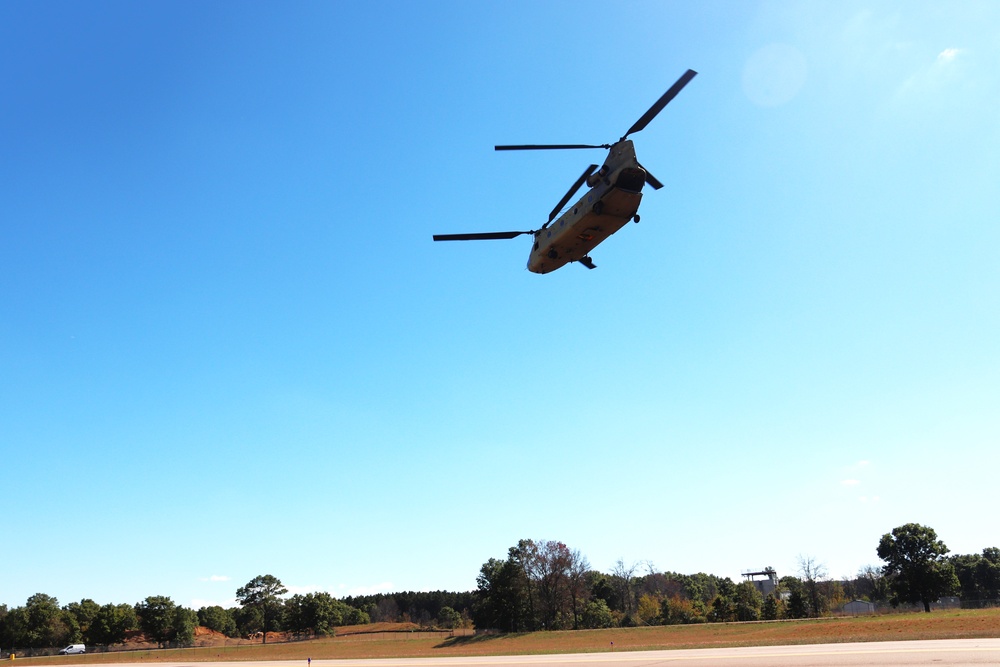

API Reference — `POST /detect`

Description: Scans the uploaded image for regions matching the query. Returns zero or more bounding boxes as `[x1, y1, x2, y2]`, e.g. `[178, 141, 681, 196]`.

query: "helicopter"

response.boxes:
[433, 69, 697, 274]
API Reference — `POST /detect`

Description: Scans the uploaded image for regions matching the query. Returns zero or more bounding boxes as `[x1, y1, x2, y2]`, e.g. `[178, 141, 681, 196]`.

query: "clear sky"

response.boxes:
[2, 0, 998, 610]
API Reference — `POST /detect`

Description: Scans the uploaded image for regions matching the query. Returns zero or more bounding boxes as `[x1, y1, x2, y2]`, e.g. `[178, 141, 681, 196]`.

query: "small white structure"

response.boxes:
[843, 600, 876, 615]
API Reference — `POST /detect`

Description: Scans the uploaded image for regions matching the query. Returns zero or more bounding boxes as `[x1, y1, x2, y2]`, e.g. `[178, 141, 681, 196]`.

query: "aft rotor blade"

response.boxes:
[495, 144, 610, 151]
[433, 230, 535, 241]
[548, 164, 598, 223]
[638, 162, 664, 190]
[623, 69, 697, 139]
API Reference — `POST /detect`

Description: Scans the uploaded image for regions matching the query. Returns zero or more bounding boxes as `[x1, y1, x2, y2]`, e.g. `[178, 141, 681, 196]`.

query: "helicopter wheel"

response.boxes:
[633, 214, 640, 223]
[592, 201, 604, 215]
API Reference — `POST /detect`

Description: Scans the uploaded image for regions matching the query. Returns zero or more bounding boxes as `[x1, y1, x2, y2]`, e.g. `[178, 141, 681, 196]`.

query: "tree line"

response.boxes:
[473, 525, 999, 629]
[2, 523, 998, 652]
[0, 576, 373, 652]
[0, 574, 473, 653]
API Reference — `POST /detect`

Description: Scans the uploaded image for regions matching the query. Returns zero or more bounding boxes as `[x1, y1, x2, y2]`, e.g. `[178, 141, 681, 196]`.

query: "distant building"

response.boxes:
[843, 600, 876, 615]
[742, 567, 778, 597]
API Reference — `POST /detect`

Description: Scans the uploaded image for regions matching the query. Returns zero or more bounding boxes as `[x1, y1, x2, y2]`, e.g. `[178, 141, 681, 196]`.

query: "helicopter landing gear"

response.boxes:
[633, 214, 640, 223]
[592, 201, 604, 215]
[547, 248, 559, 260]
[579, 256, 597, 270]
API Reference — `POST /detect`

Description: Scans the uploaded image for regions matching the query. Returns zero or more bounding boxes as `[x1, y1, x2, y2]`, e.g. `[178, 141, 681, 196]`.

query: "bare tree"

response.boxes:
[638, 560, 670, 599]
[797, 555, 828, 617]
[375, 597, 400, 622]
[855, 564, 890, 603]
[532, 540, 573, 629]
[567, 548, 591, 629]
[612, 558, 639, 618]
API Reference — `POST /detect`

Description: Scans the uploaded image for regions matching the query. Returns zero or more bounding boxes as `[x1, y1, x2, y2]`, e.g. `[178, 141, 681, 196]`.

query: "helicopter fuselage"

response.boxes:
[432, 68, 696, 272]
[527, 140, 645, 274]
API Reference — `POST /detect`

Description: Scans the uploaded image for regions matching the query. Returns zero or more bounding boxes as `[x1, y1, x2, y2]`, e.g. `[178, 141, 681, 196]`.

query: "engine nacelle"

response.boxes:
[586, 165, 609, 188]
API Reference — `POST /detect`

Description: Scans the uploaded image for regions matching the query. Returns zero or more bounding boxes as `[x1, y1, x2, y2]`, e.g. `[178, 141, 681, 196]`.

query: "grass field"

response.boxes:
[18, 609, 1000, 664]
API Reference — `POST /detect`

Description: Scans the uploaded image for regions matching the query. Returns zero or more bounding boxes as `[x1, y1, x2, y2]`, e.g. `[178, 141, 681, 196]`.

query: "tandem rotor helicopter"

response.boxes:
[433, 69, 697, 274]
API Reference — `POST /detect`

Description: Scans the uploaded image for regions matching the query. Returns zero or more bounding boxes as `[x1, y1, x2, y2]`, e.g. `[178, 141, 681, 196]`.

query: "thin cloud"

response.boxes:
[895, 47, 968, 99]
[841, 479, 861, 486]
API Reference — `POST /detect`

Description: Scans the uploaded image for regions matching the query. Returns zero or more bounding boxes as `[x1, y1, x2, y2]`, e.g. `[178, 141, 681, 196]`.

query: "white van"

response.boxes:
[59, 645, 86, 655]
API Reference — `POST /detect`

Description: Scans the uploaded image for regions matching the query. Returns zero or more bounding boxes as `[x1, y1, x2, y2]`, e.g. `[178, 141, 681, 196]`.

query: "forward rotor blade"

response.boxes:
[495, 144, 610, 151]
[433, 230, 535, 241]
[548, 164, 598, 223]
[623, 69, 697, 139]
[637, 162, 664, 190]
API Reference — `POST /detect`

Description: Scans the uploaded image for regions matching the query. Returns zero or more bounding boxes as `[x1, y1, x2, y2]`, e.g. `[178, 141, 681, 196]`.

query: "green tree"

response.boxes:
[950, 547, 1000, 604]
[232, 604, 263, 637]
[171, 606, 197, 647]
[136, 596, 178, 647]
[64, 599, 100, 640]
[0, 605, 11, 651]
[587, 572, 617, 610]
[344, 605, 369, 626]
[436, 606, 462, 629]
[197, 606, 238, 637]
[1, 606, 28, 648]
[87, 603, 137, 646]
[781, 577, 809, 619]
[877, 523, 959, 612]
[733, 582, 763, 621]
[474, 550, 533, 631]
[708, 595, 735, 622]
[580, 599, 614, 628]
[762, 593, 780, 620]
[134, 597, 195, 648]
[707, 578, 737, 623]
[680, 573, 722, 606]
[283, 592, 364, 636]
[236, 575, 287, 643]
[951, 553, 981, 601]
[981, 548, 1000, 601]
[12, 593, 75, 649]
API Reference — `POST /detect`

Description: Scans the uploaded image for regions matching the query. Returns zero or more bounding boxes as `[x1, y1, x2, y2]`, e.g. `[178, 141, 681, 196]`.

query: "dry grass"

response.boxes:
[19, 609, 1000, 664]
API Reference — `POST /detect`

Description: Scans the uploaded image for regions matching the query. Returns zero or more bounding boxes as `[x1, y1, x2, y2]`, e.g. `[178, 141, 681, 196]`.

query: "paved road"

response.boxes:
[102, 639, 1000, 666]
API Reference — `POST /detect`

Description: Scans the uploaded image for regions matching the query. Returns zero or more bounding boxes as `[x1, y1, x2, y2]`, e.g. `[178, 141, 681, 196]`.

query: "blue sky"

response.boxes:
[2, 0, 998, 610]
